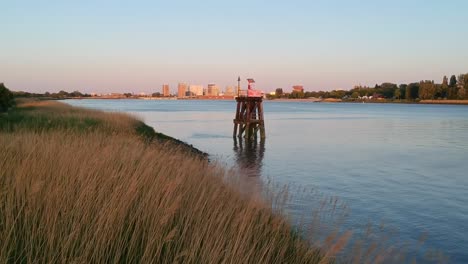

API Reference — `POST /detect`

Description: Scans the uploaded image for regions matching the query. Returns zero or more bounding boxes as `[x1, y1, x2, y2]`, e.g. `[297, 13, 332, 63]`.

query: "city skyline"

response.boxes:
[1, 0, 468, 93]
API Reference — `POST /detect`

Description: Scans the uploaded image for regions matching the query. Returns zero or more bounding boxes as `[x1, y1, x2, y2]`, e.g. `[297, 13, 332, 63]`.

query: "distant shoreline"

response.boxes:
[62, 97, 468, 105]
[266, 98, 468, 105]
[418, 99, 468, 105]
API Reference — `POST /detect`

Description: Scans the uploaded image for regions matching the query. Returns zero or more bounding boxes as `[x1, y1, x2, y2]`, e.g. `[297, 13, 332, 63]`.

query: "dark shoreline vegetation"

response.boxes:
[268, 73, 468, 103]
[0, 83, 15, 112]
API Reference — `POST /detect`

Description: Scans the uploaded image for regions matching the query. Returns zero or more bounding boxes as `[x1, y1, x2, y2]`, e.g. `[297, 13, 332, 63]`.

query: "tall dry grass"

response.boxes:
[1, 100, 140, 135]
[0, 101, 327, 263]
[0, 131, 325, 263]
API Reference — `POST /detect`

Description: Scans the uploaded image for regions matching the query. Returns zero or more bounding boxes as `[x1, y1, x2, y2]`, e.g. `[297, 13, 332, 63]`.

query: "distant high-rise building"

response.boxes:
[225, 86, 235, 96]
[207, 83, 220, 96]
[188, 85, 204, 96]
[162, 84, 170, 97]
[178, 83, 188, 98]
[292, 85, 304, 93]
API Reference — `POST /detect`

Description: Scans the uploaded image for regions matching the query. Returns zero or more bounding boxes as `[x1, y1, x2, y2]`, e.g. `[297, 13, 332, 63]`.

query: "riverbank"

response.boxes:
[267, 98, 468, 105]
[419, 99, 468, 105]
[0, 100, 330, 263]
[26, 95, 468, 106]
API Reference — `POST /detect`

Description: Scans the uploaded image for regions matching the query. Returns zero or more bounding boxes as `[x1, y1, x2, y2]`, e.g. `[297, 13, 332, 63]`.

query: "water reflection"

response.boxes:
[233, 138, 265, 178]
[232, 138, 266, 199]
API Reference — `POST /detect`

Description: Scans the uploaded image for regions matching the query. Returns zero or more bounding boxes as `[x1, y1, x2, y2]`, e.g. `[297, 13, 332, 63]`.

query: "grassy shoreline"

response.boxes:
[2, 99, 208, 158]
[0, 100, 331, 263]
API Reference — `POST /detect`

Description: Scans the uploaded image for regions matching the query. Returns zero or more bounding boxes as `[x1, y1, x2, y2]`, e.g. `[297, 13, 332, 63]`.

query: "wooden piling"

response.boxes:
[233, 96, 265, 140]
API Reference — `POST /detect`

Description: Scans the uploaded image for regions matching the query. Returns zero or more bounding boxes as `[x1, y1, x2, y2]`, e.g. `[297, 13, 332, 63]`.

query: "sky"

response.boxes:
[1, 0, 468, 94]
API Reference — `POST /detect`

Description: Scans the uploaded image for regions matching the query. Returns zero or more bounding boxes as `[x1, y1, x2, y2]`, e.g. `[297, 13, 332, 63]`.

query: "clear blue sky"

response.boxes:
[1, 0, 467, 93]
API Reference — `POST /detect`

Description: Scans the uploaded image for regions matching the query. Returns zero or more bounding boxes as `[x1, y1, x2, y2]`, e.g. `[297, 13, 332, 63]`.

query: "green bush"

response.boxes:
[0, 83, 14, 112]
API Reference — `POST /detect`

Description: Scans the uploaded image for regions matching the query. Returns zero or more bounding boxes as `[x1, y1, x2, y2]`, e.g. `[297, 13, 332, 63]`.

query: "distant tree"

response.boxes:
[57, 90, 69, 98]
[449, 75, 457, 88]
[380, 83, 398, 98]
[304, 91, 314, 98]
[0, 83, 15, 112]
[328, 90, 345, 99]
[124, 93, 133, 98]
[448, 75, 459, 99]
[351, 85, 371, 97]
[448, 87, 458, 99]
[434, 84, 444, 99]
[461, 74, 468, 99]
[351, 91, 360, 99]
[419, 80, 436, 100]
[289, 91, 305, 99]
[405, 84, 411, 100]
[70, 91, 83, 97]
[458, 87, 466, 99]
[399, 84, 407, 100]
[394, 89, 401, 100]
[406, 83, 420, 100]
[12, 91, 30, 98]
[439, 76, 449, 99]
[458, 74, 468, 89]
[152, 92, 161, 97]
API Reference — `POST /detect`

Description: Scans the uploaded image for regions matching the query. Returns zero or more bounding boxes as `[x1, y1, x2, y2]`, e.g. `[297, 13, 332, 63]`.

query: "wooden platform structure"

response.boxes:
[233, 96, 265, 140]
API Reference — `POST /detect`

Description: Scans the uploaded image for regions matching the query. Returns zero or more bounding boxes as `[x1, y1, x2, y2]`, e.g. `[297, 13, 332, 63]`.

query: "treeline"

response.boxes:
[13, 90, 92, 99]
[269, 73, 468, 101]
[0, 83, 15, 112]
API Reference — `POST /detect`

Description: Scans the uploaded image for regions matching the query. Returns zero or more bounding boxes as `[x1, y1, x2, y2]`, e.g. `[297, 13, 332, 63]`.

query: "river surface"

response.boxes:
[66, 99, 468, 263]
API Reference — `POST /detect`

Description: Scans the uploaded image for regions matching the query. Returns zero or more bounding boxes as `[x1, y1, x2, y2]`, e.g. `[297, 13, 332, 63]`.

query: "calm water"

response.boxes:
[67, 99, 468, 263]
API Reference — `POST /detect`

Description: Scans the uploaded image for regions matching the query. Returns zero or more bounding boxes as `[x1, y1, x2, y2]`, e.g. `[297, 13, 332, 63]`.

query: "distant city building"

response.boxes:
[292, 85, 304, 93]
[207, 83, 220, 96]
[162, 84, 170, 97]
[224, 86, 235, 96]
[188, 85, 204, 96]
[275, 88, 284, 96]
[178, 83, 188, 98]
